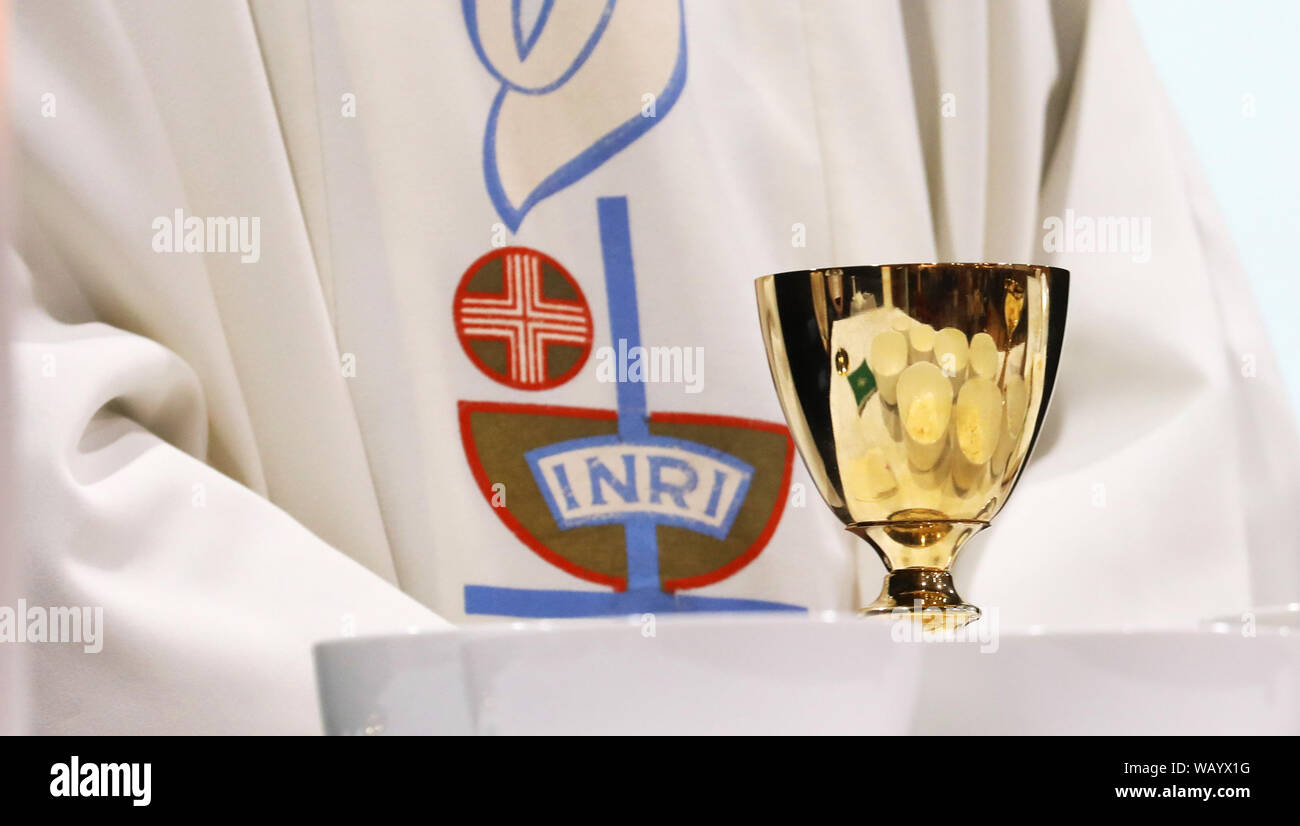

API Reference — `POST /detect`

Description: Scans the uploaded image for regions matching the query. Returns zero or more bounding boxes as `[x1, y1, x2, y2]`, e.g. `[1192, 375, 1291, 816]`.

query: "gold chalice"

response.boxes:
[755, 264, 1068, 625]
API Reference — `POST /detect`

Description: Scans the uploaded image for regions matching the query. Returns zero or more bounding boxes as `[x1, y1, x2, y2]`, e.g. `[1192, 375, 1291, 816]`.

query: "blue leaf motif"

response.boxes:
[462, 0, 688, 231]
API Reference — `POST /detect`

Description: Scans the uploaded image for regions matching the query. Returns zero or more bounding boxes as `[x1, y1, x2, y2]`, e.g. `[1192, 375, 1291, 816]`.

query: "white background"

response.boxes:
[1132, 0, 1300, 423]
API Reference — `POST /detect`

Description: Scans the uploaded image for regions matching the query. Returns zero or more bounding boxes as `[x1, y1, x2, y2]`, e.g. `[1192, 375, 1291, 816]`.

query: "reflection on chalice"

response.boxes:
[755, 264, 1068, 627]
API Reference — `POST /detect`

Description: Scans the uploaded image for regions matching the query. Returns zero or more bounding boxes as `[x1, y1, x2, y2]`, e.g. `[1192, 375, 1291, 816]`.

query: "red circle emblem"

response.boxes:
[453, 247, 595, 391]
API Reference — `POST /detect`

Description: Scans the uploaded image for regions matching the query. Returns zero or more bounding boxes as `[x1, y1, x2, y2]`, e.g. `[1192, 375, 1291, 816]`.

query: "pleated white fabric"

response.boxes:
[10, 1, 449, 735]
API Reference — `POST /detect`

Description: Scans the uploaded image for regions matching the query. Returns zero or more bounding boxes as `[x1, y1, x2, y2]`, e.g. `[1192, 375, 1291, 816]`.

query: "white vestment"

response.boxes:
[8, 0, 1299, 733]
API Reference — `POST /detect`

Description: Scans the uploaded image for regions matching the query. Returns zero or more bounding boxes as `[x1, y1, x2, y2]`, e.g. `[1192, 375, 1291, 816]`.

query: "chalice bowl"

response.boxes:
[755, 264, 1068, 626]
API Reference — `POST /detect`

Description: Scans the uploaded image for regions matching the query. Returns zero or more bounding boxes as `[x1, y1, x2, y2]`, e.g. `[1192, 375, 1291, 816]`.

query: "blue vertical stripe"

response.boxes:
[597, 197, 658, 590]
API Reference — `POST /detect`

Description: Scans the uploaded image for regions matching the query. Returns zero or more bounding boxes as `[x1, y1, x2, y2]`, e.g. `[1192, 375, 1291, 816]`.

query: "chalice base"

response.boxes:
[860, 568, 981, 629]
